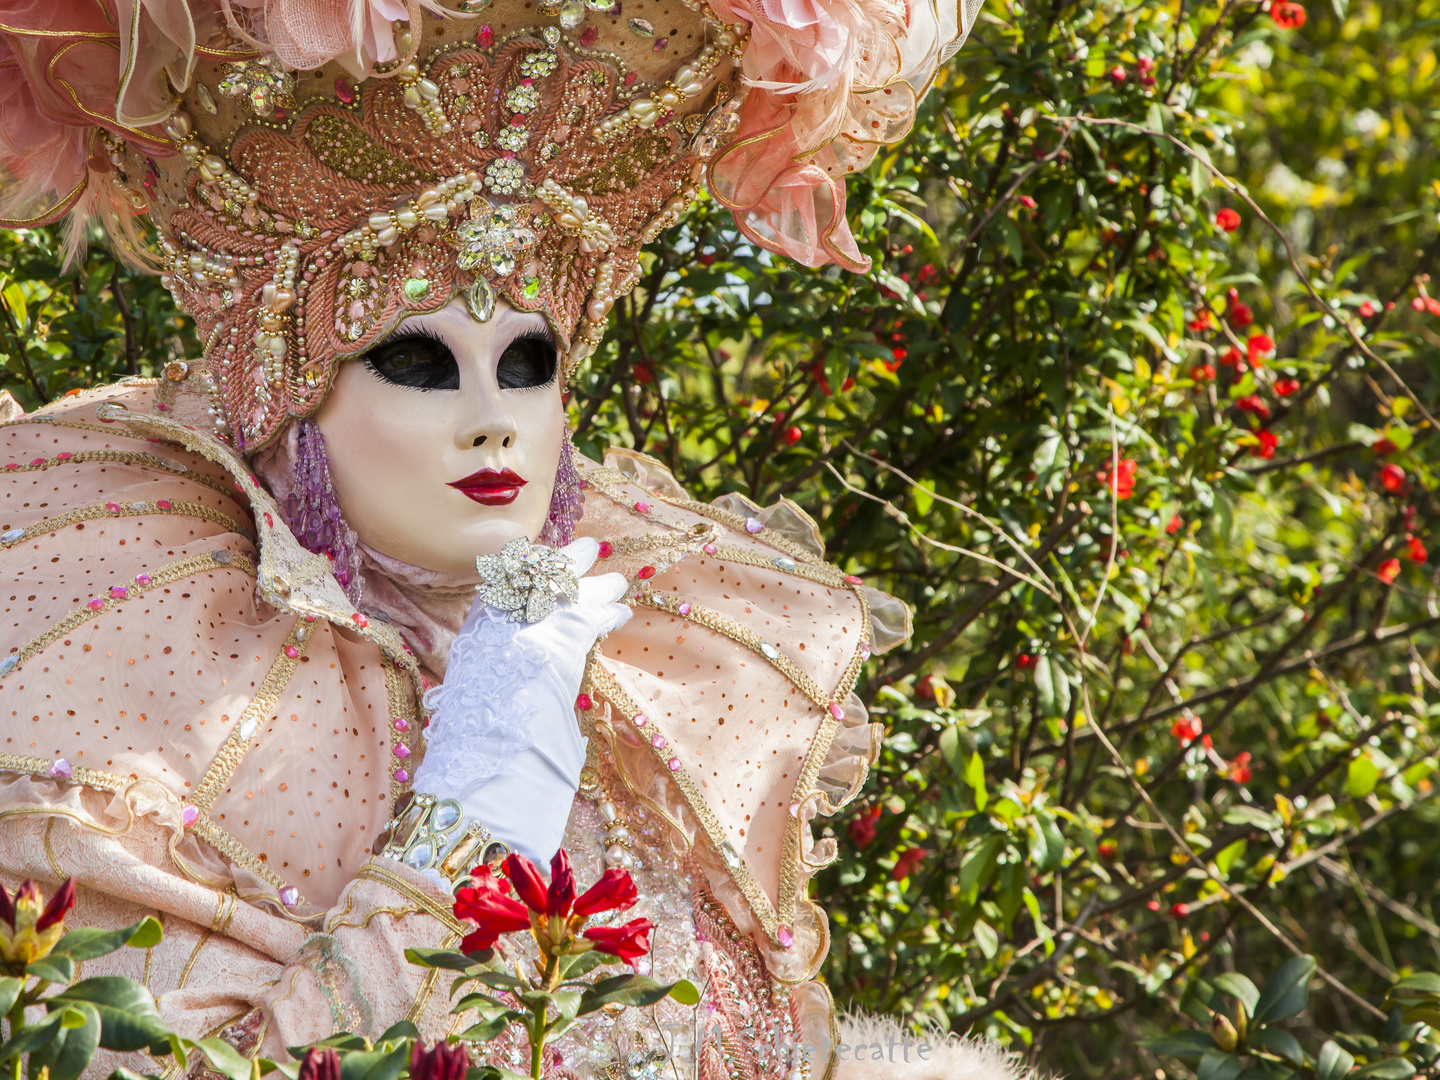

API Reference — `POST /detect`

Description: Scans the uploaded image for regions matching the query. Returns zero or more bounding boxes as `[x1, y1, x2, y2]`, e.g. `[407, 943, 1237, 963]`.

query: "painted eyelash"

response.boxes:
[363, 326, 557, 391]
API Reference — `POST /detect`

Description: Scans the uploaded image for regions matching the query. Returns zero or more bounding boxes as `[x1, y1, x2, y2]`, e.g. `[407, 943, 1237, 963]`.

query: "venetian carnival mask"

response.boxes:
[316, 297, 567, 573]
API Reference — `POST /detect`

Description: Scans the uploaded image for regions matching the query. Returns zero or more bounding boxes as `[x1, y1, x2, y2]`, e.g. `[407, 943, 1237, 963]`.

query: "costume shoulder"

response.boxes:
[0, 384, 424, 912]
[574, 449, 911, 980]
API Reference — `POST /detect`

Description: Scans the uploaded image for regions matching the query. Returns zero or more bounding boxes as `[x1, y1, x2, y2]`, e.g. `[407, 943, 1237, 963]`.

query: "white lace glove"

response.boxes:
[409, 537, 631, 867]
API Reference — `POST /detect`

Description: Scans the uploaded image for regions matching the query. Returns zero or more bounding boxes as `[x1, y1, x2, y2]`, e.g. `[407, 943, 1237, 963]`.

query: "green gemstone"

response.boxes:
[523, 277, 540, 299]
[403, 277, 431, 301]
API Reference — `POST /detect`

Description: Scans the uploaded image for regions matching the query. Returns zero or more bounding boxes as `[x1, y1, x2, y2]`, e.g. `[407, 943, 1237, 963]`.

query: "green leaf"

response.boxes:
[1354, 1057, 1415, 1080]
[972, 918, 999, 960]
[1197, 1049, 1243, 1080]
[452, 992, 513, 1017]
[456, 1016, 512, 1043]
[26, 955, 76, 984]
[575, 974, 681, 1017]
[338, 1043, 410, 1080]
[558, 950, 614, 982]
[964, 752, 988, 811]
[29, 1002, 103, 1080]
[54, 918, 164, 963]
[0, 1010, 68, 1064]
[404, 947, 478, 973]
[376, 1020, 419, 1044]
[668, 979, 701, 1006]
[1137, 1032, 1214, 1061]
[1028, 813, 1065, 873]
[1251, 956, 1316, 1025]
[1251, 1028, 1307, 1066]
[1213, 840, 1249, 877]
[48, 977, 171, 1052]
[1317, 1041, 1356, 1080]
[0, 977, 23, 1017]
[1212, 973, 1260, 1016]
[1347, 755, 1381, 798]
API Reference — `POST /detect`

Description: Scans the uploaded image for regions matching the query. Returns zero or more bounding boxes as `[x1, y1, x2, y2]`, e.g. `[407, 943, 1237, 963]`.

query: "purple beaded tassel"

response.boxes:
[539, 426, 583, 548]
[285, 419, 363, 604]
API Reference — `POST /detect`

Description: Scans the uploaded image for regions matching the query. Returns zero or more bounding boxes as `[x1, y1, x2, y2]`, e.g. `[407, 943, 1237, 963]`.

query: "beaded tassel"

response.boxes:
[539, 427, 583, 547]
[285, 419, 363, 603]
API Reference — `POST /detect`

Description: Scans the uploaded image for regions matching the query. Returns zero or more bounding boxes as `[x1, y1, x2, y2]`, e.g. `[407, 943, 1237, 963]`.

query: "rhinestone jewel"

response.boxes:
[0, 654, 17, 677]
[760, 642, 780, 660]
[720, 841, 742, 868]
[334, 77, 356, 103]
[181, 805, 200, 827]
[468, 278, 497, 322]
[49, 758, 72, 779]
[559, 0, 585, 28]
[1, 528, 23, 545]
[628, 16, 654, 35]
[432, 801, 462, 830]
[239, 717, 258, 739]
[279, 886, 299, 906]
[475, 536, 580, 623]
[745, 517, 764, 533]
[774, 556, 796, 571]
[403, 277, 431, 300]
[195, 82, 218, 114]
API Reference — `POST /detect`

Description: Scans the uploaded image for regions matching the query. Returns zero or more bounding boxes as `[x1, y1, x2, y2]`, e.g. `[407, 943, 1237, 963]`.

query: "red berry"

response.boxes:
[783, 426, 803, 445]
[1215, 208, 1241, 232]
[1378, 558, 1401, 584]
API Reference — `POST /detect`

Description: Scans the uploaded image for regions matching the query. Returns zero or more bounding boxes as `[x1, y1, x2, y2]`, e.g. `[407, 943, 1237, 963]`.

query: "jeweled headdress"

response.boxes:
[0, 0, 979, 451]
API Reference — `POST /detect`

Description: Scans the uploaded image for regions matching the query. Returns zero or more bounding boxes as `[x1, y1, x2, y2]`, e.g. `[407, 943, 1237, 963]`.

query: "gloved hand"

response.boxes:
[409, 537, 630, 867]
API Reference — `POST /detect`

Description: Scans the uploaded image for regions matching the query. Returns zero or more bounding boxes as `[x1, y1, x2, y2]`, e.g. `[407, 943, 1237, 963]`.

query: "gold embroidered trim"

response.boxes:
[176, 930, 213, 990]
[586, 664, 782, 939]
[0, 497, 252, 549]
[0, 550, 257, 678]
[191, 618, 310, 811]
[188, 817, 294, 895]
[355, 861, 466, 935]
[405, 930, 462, 1023]
[2, 415, 155, 439]
[0, 447, 237, 498]
[42, 817, 65, 880]
[384, 655, 420, 803]
[326, 902, 426, 934]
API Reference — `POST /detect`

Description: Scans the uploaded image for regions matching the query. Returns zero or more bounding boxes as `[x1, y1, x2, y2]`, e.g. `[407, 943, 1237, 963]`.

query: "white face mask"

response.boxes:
[316, 297, 565, 576]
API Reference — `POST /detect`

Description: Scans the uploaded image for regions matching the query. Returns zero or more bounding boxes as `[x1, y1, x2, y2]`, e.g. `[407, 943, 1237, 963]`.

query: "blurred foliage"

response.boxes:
[4, 0, 1440, 1078]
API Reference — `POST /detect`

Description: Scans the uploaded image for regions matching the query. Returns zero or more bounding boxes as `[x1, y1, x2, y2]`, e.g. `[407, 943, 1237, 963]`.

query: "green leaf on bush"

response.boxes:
[1138, 1031, 1214, 1061]
[1354, 1057, 1415, 1080]
[575, 974, 681, 1017]
[1251, 1027, 1307, 1066]
[48, 976, 170, 1052]
[337, 1042, 410, 1080]
[27, 954, 76, 983]
[55, 917, 164, 963]
[405, 947, 478, 973]
[0, 1009, 68, 1063]
[0, 976, 23, 1017]
[1347, 755, 1381, 798]
[964, 752, 987, 811]
[1197, 1049, 1243, 1080]
[668, 979, 702, 1006]
[1212, 973, 1260, 1016]
[1251, 956, 1316, 1025]
[972, 918, 1000, 959]
[1317, 1040, 1356, 1080]
[29, 1003, 105, 1080]
[457, 1016, 512, 1043]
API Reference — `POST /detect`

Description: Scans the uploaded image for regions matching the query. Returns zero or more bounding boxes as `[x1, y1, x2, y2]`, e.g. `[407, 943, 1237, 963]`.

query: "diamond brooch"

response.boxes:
[475, 537, 580, 623]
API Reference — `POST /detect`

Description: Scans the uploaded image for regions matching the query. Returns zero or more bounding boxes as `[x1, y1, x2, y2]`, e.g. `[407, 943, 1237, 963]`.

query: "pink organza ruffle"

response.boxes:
[707, 0, 980, 270]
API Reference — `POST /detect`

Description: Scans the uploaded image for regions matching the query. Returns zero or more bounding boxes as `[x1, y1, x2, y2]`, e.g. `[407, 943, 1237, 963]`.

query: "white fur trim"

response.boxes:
[831, 1012, 1031, 1080]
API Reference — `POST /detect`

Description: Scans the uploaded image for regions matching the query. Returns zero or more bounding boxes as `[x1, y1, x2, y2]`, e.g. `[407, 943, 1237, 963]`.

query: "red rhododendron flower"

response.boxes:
[453, 867, 532, 953]
[1191, 363, 1216, 382]
[1252, 430, 1278, 459]
[583, 917, 656, 962]
[1215, 208, 1241, 232]
[410, 1042, 469, 1080]
[892, 847, 928, 881]
[1219, 346, 1244, 368]
[298, 1048, 341, 1080]
[848, 806, 882, 848]
[1166, 514, 1184, 535]
[1172, 718, 1200, 745]
[1236, 395, 1271, 419]
[1379, 463, 1406, 493]
[1372, 438, 1398, 456]
[1097, 458, 1139, 499]
[892, 346, 908, 361]
[1408, 536, 1428, 563]
[1378, 558, 1401, 585]
[1229, 751, 1253, 785]
[1188, 310, 1215, 332]
[572, 867, 640, 918]
[1271, 2, 1306, 28]
[1274, 378, 1300, 396]
[1247, 334, 1275, 366]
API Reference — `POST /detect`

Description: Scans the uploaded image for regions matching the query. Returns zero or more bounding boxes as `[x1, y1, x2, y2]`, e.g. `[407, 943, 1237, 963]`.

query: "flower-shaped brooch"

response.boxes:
[475, 537, 579, 623]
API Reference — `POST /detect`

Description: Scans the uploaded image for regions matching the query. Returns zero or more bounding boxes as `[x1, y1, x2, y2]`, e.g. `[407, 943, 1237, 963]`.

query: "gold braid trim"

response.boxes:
[355, 862, 466, 935]
[0, 447, 238, 498]
[406, 931, 462, 1023]
[1, 497, 251, 549]
[384, 655, 421, 803]
[0, 551, 257, 679]
[191, 619, 311, 811]
[586, 663, 782, 940]
[2, 415, 156, 439]
[188, 817, 293, 894]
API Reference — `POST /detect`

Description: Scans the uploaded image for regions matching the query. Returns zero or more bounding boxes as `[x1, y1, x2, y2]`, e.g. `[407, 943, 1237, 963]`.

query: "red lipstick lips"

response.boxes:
[448, 467, 528, 507]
